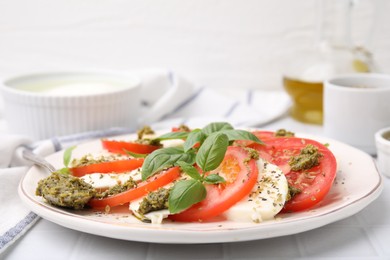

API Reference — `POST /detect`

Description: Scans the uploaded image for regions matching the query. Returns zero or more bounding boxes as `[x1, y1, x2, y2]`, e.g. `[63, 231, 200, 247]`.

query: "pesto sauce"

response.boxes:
[138, 188, 170, 215]
[71, 153, 127, 168]
[243, 147, 259, 164]
[289, 144, 323, 171]
[135, 125, 161, 146]
[36, 172, 96, 210]
[286, 184, 302, 201]
[275, 129, 295, 137]
[94, 178, 137, 199]
[137, 125, 155, 139]
[176, 124, 191, 132]
[134, 138, 161, 146]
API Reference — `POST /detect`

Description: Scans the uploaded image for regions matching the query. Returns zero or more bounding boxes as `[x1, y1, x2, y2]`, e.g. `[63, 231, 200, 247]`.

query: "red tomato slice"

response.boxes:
[251, 130, 277, 141]
[70, 158, 144, 177]
[169, 146, 259, 222]
[101, 140, 160, 155]
[249, 134, 337, 212]
[88, 166, 181, 209]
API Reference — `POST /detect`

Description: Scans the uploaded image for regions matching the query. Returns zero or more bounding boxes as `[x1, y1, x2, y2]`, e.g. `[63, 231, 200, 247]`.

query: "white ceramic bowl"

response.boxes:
[0, 71, 141, 140]
[375, 126, 390, 178]
[324, 73, 390, 155]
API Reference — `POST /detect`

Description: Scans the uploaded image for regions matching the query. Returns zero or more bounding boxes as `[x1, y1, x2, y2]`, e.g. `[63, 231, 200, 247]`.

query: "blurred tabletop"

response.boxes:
[2, 116, 390, 260]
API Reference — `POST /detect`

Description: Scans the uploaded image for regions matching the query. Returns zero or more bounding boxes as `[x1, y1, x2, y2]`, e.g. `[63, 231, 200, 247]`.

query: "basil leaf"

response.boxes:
[142, 147, 196, 180]
[63, 146, 76, 168]
[154, 131, 189, 141]
[202, 122, 234, 135]
[176, 161, 202, 180]
[168, 179, 206, 214]
[196, 132, 229, 172]
[222, 129, 263, 144]
[183, 129, 206, 152]
[57, 167, 71, 175]
[204, 174, 226, 184]
[124, 150, 147, 158]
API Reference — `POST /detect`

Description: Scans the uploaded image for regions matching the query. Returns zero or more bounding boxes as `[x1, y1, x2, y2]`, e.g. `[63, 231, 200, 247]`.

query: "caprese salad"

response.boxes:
[36, 122, 337, 224]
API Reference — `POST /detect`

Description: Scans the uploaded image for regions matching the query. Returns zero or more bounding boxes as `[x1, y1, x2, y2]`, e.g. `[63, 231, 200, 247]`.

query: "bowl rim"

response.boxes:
[325, 73, 390, 93]
[0, 70, 141, 98]
[375, 126, 390, 145]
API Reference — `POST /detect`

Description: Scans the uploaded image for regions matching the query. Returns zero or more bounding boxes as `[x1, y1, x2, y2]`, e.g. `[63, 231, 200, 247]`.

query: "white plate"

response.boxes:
[18, 133, 383, 244]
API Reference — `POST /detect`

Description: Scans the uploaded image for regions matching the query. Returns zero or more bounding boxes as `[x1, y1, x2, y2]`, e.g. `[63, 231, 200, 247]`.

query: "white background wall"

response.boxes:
[0, 0, 389, 90]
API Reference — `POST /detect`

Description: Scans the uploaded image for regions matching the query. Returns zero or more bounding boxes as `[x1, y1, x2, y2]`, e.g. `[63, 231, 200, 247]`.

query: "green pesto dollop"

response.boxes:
[243, 147, 259, 164]
[176, 124, 191, 132]
[138, 188, 170, 215]
[137, 125, 155, 139]
[286, 184, 302, 201]
[36, 172, 96, 210]
[135, 125, 161, 146]
[134, 138, 161, 146]
[289, 144, 323, 171]
[71, 153, 124, 168]
[94, 178, 137, 199]
[275, 129, 295, 137]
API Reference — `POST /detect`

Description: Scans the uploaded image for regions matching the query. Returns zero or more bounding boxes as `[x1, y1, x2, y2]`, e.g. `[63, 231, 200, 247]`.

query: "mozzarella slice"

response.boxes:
[142, 133, 185, 148]
[130, 198, 170, 224]
[223, 158, 289, 223]
[129, 184, 174, 224]
[81, 169, 142, 189]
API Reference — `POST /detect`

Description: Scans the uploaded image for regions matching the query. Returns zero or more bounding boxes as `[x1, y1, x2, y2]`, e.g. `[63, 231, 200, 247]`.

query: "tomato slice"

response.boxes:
[101, 140, 160, 155]
[70, 158, 144, 177]
[169, 146, 259, 222]
[88, 166, 181, 209]
[248, 133, 337, 212]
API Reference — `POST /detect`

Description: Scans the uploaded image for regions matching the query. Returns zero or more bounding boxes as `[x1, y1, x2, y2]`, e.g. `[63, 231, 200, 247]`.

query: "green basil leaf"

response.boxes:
[141, 147, 196, 180]
[201, 122, 234, 136]
[154, 131, 189, 141]
[168, 179, 206, 214]
[176, 161, 202, 180]
[204, 174, 226, 184]
[57, 167, 71, 175]
[221, 129, 263, 144]
[63, 146, 76, 168]
[196, 132, 229, 172]
[124, 150, 147, 158]
[183, 129, 206, 152]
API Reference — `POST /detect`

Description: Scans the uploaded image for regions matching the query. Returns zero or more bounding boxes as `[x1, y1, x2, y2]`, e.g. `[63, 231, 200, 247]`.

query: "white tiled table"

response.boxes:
[3, 117, 390, 260]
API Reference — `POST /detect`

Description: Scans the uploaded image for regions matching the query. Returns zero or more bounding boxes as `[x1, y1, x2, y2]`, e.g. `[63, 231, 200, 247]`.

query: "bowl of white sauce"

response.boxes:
[0, 70, 182, 140]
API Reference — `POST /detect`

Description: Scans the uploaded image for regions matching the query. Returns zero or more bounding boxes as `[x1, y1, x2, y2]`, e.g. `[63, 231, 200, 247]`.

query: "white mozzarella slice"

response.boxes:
[81, 169, 142, 189]
[223, 158, 288, 223]
[129, 198, 170, 224]
[142, 134, 185, 148]
[161, 139, 185, 148]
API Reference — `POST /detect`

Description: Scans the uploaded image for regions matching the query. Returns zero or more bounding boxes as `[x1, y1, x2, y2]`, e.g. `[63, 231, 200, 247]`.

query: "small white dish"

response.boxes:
[18, 131, 383, 244]
[0, 70, 192, 140]
[375, 126, 390, 178]
[324, 73, 390, 155]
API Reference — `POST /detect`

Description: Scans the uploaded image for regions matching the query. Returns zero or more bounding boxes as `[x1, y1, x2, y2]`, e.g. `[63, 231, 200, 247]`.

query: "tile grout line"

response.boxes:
[221, 243, 230, 260]
[355, 214, 385, 258]
[294, 234, 307, 257]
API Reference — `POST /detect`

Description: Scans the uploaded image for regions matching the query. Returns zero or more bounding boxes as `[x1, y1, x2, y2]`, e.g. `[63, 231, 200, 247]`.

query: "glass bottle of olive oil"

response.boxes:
[283, 0, 376, 125]
[283, 77, 324, 125]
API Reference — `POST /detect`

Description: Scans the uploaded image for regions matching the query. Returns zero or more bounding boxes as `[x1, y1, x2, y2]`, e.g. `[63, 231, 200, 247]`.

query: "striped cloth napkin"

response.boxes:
[0, 70, 290, 254]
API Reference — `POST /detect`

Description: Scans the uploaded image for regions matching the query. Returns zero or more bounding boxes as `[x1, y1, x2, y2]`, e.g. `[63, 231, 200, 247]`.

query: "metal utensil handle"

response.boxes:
[22, 149, 56, 173]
